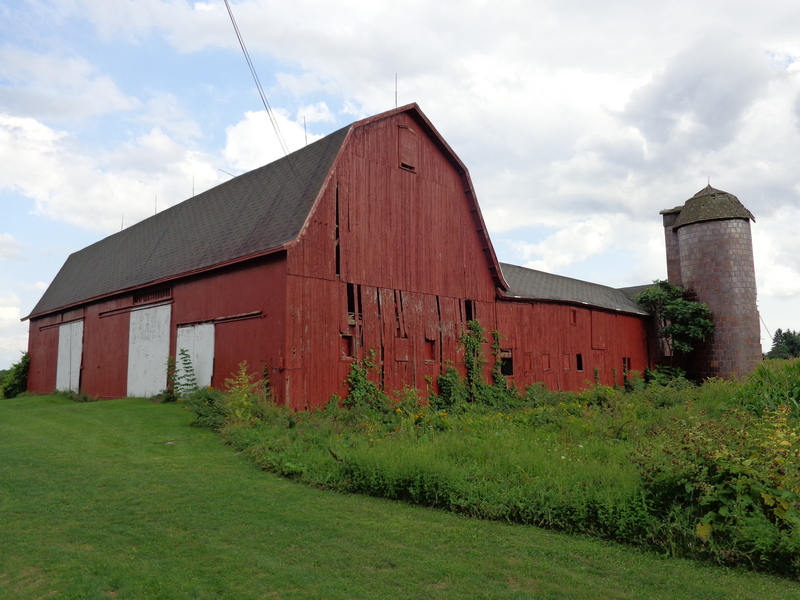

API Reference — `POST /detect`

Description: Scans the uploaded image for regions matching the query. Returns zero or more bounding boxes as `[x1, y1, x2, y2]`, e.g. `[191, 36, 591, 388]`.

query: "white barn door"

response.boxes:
[176, 324, 215, 389]
[56, 320, 83, 392]
[127, 304, 171, 397]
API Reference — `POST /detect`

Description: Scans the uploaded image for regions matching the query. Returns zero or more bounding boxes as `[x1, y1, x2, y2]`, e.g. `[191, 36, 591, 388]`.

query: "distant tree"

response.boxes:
[635, 280, 714, 364]
[0, 352, 30, 399]
[765, 328, 800, 359]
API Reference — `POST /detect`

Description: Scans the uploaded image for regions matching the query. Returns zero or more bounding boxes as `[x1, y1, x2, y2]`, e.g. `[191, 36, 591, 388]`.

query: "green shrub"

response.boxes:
[630, 406, 800, 574]
[1, 352, 30, 399]
[343, 352, 389, 411]
[183, 387, 227, 429]
[184, 361, 271, 429]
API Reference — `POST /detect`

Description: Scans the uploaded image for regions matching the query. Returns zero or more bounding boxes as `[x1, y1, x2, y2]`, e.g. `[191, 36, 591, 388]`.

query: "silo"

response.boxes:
[661, 186, 761, 379]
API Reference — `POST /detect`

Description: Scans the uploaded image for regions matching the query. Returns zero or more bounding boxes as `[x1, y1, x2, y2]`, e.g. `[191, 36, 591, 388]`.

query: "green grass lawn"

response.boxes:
[1, 396, 798, 599]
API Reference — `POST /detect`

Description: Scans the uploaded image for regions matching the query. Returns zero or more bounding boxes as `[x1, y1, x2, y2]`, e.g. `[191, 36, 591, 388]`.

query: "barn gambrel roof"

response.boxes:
[27, 104, 508, 319]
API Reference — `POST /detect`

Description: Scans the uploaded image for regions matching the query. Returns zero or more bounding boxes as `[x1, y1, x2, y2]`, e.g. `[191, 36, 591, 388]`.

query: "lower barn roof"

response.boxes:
[500, 263, 650, 316]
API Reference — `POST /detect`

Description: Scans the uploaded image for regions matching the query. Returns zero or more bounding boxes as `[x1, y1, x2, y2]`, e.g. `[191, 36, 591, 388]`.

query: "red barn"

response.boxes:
[25, 104, 652, 407]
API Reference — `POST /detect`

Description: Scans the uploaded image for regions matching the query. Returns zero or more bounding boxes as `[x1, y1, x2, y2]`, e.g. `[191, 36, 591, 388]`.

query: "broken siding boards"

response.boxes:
[285, 275, 350, 410]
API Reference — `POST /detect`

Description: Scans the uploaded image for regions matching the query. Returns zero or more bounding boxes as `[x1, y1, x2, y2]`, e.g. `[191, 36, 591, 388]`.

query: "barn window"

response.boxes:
[347, 283, 362, 325]
[341, 334, 354, 359]
[335, 182, 341, 278]
[570, 308, 577, 325]
[424, 338, 436, 362]
[499, 349, 513, 376]
[576, 353, 584, 372]
[542, 353, 551, 372]
[563, 353, 571, 371]
[394, 290, 407, 338]
[622, 357, 632, 373]
[398, 126, 418, 172]
[465, 299, 476, 322]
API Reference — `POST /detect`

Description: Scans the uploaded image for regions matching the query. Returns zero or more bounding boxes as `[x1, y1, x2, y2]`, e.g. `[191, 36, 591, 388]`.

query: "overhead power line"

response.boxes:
[224, 0, 290, 157]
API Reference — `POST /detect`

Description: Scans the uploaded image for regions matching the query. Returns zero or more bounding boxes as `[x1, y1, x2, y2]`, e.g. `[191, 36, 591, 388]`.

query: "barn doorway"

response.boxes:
[127, 304, 171, 397]
[176, 323, 215, 388]
[56, 320, 83, 392]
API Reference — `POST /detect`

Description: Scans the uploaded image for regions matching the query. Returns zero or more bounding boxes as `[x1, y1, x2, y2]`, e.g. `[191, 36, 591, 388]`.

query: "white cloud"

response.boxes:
[0, 46, 141, 120]
[297, 102, 334, 124]
[514, 218, 614, 273]
[0, 234, 24, 261]
[138, 93, 202, 141]
[0, 291, 26, 370]
[223, 109, 324, 172]
[0, 292, 21, 328]
[0, 114, 221, 233]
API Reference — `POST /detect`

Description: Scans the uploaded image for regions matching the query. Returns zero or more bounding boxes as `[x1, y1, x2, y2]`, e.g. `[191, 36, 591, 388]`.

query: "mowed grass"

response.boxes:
[1, 397, 797, 600]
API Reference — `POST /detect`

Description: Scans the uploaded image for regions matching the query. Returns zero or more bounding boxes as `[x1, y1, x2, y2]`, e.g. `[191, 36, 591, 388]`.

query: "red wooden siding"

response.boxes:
[289, 112, 497, 302]
[27, 313, 61, 394]
[495, 301, 650, 391]
[171, 254, 287, 391]
[81, 299, 130, 398]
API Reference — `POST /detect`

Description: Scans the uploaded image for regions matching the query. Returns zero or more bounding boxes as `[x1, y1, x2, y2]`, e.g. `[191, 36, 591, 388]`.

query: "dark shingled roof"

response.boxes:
[28, 124, 350, 318]
[669, 185, 755, 228]
[500, 263, 649, 316]
[617, 284, 653, 303]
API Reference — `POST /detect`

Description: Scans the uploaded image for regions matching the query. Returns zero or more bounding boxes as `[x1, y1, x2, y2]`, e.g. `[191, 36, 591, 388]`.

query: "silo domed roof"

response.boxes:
[671, 185, 755, 228]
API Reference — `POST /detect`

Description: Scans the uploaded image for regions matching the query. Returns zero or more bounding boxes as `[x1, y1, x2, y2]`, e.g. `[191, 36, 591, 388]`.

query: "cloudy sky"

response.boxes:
[2, 0, 800, 369]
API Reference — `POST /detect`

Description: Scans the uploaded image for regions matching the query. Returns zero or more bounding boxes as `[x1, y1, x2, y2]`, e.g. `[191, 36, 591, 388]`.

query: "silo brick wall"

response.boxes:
[664, 228, 682, 286]
[676, 219, 761, 379]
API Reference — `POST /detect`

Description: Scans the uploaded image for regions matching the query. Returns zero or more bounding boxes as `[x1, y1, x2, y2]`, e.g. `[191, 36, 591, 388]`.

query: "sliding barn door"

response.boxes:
[176, 324, 215, 389]
[56, 320, 83, 392]
[127, 304, 171, 397]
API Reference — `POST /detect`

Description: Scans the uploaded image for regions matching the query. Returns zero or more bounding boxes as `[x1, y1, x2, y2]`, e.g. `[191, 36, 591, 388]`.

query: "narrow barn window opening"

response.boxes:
[543, 353, 551, 372]
[523, 352, 533, 374]
[465, 299, 476, 322]
[424, 338, 436, 362]
[346, 283, 362, 325]
[499, 349, 514, 376]
[133, 288, 172, 305]
[576, 353, 584, 372]
[622, 357, 632, 374]
[394, 290, 407, 338]
[563, 353, 571, 371]
[570, 308, 577, 325]
[340, 334, 354, 359]
[335, 182, 341, 278]
[398, 125, 418, 172]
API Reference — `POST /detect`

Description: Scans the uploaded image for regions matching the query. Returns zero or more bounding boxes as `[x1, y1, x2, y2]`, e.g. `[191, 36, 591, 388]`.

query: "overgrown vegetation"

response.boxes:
[635, 280, 714, 365]
[0, 352, 29, 399]
[180, 328, 800, 578]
